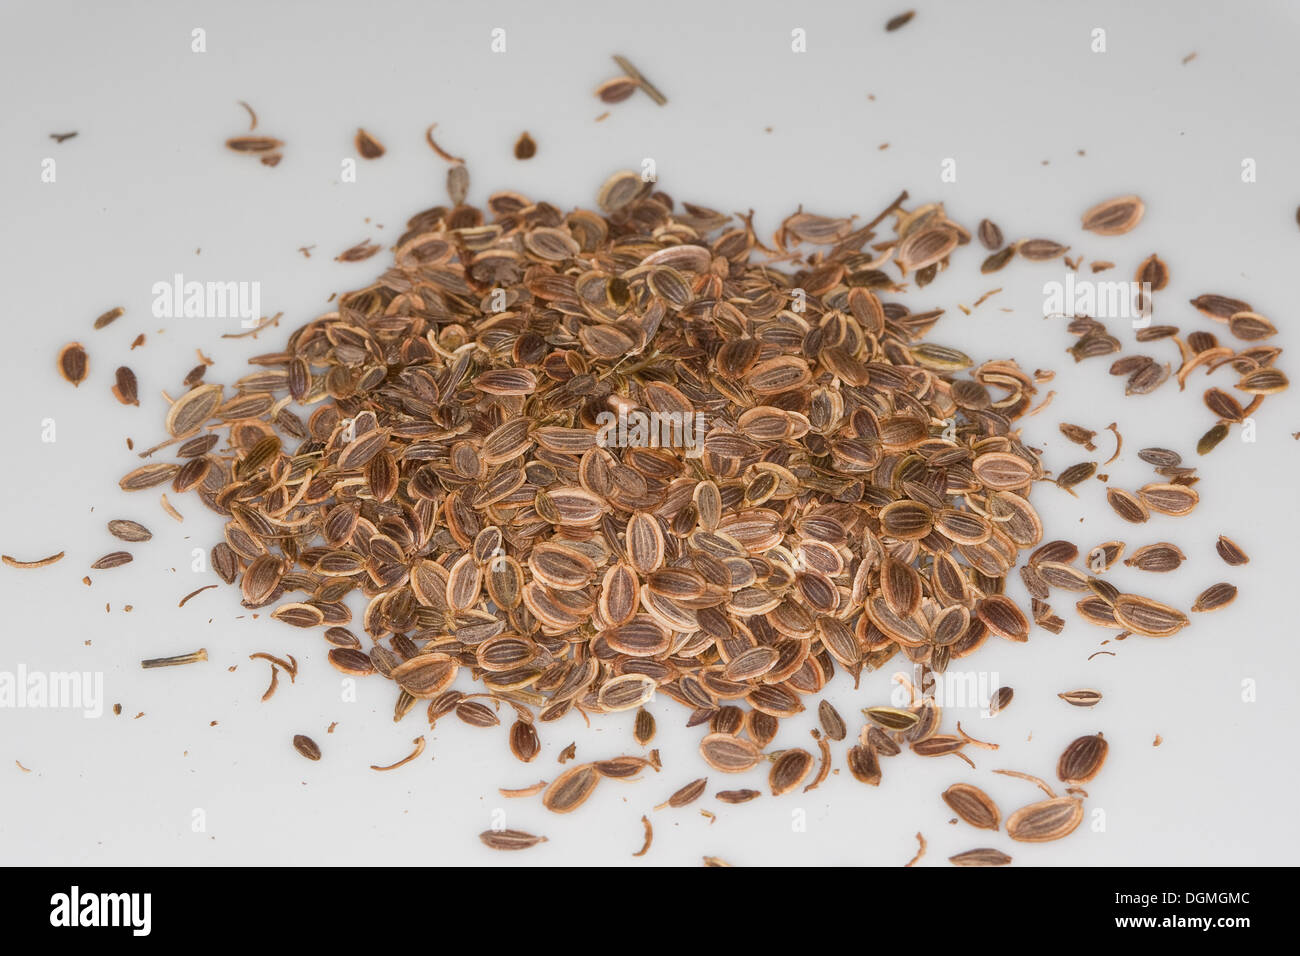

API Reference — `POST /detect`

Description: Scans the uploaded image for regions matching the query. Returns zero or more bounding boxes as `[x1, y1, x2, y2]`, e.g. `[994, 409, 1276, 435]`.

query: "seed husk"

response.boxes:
[293, 734, 321, 760]
[942, 783, 1001, 830]
[141, 648, 207, 668]
[480, 829, 547, 850]
[2, 551, 66, 569]
[1192, 582, 1237, 612]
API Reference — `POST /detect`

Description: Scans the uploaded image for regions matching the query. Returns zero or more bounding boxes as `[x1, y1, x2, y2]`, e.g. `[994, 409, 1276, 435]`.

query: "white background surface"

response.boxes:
[1, 0, 1298, 866]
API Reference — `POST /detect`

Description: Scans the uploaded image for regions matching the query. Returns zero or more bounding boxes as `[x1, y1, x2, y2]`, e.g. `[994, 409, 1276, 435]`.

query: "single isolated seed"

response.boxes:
[293, 734, 321, 760]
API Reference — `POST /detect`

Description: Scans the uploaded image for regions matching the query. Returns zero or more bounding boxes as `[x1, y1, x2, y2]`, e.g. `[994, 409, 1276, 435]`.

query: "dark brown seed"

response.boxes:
[112, 366, 139, 406]
[980, 247, 1014, 274]
[1058, 734, 1108, 783]
[1106, 488, 1149, 524]
[1192, 582, 1237, 613]
[1113, 594, 1189, 637]
[846, 744, 882, 786]
[716, 789, 762, 804]
[1191, 294, 1251, 321]
[942, 783, 1001, 830]
[1228, 312, 1276, 341]
[293, 734, 321, 760]
[1216, 535, 1249, 566]
[509, 720, 540, 762]
[479, 829, 547, 850]
[1055, 462, 1096, 493]
[634, 707, 656, 745]
[989, 687, 1014, 715]
[514, 132, 537, 160]
[91, 551, 133, 570]
[769, 749, 814, 796]
[885, 10, 915, 31]
[226, 136, 283, 153]
[93, 306, 125, 330]
[355, 128, 385, 159]
[595, 77, 638, 103]
[1136, 253, 1168, 291]
[1197, 422, 1230, 455]
[140, 649, 207, 668]
[817, 700, 847, 741]
[977, 219, 1003, 250]
[58, 343, 88, 386]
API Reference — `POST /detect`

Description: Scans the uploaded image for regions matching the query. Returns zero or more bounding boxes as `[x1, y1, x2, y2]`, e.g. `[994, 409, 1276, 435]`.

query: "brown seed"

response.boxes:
[1006, 797, 1083, 842]
[633, 707, 656, 746]
[1058, 689, 1102, 707]
[989, 687, 1014, 715]
[1197, 423, 1230, 455]
[93, 306, 125, 330]
[91, 551, 133, 570]
[1057, 733, 1108, 783]
[542, 764, 600, 813]
[1215, 535, 1249, 566]
[1106, 488, 1149, 524]
[514, 132, 537, 160]
[1190, 293, 1251, 321]
[664, 777, 708, 808]
[354, 128, 385, 159]
[716, 789, 761, 804]
[1059, 423, 1097, 450]
[479, 829, 547, 850]
[140, 648, 207, 668]
[1124, 542, 1186, 573]
[112, 366, 139, 406]
[107, 520, 152, 542]
[293, 734, 321, 760]
[700, 733, 763, 773]
[885, 10, 915, 30]
[226, 136, 283, 153]
[1136, 254, 1169, 291]
[1113, 594, 1189, 637]
[595, 76, 639, 103]
[817, 700, 847, 741]
[1081, 195, 1145, 235]
[942, 783, 1001, 830]
[977, 218, 1003, 250]
[1191, 582, 1237, 612]
[1018, 238, 1070, 261]
[949, 848, 1012, 866]
[58, 343, 88, 386]
[981, 247, 1015, 273]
